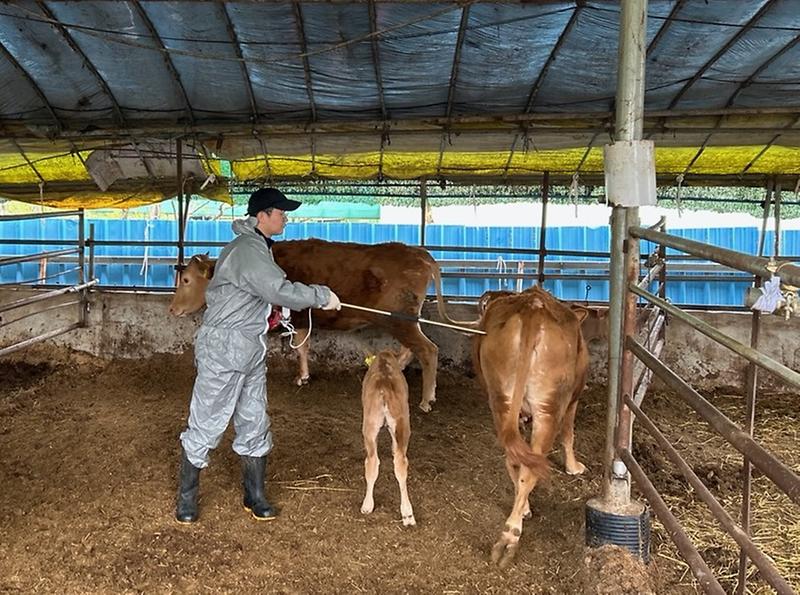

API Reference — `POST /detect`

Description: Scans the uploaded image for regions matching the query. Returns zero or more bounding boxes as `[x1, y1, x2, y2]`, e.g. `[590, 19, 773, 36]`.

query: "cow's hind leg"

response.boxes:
[387, 415, 415, 526]
[394, 325, 438, 412]
[292, 328, 311, 386]
[504, 457, 531, 520]
[492, 404, 558, 568]
[561, 398, 586, 475]
[360, 417, 381, 515]
[491, 464, 539, 569]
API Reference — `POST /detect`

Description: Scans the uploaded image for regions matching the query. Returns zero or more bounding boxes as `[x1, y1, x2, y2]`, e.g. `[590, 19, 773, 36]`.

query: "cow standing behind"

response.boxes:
[473, 286, 589, 568]
[360, 347, 416, 527]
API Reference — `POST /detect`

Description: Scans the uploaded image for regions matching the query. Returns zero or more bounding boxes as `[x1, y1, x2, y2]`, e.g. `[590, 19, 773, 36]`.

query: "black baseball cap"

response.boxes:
[246, 188, 302, 216]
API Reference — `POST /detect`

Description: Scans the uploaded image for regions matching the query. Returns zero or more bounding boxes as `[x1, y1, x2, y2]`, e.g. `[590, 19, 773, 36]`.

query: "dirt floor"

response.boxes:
[0, 345, 797, 594]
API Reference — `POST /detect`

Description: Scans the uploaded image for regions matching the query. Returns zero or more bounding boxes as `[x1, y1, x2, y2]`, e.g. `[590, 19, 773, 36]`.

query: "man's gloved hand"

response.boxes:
[321, 290, 341, 311]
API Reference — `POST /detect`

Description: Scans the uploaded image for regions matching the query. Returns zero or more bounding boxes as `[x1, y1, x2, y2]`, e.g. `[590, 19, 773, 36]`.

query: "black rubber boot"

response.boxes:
[175, 450, 201, 524]
[241, 456, 277, 521]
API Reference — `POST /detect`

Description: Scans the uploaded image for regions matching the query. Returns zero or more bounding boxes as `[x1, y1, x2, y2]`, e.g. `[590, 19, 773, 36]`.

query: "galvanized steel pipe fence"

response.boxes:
[609, 219, 800, 594]
[0, 209, 97, 357]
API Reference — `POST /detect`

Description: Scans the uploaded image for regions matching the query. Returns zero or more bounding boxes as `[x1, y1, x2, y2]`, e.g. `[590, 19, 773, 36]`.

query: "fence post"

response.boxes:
[419, 178, 427, 247]
[537, 171, 549, 286]
[586, 0, 650, 562]
[77, 209, 87, 327]
[176, 138, 184, 278]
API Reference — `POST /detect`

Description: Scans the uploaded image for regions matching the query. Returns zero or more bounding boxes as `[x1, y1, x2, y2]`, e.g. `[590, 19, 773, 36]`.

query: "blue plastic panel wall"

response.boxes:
[0, 217, 782, 306]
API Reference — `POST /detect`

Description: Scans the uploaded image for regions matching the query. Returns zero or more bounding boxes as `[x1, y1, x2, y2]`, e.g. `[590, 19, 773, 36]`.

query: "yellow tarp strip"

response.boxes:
[231, 145, 800, 180]
[0, 185, 232, 210]
[3, 145, 800, 209]
[0, 151, 93, 184]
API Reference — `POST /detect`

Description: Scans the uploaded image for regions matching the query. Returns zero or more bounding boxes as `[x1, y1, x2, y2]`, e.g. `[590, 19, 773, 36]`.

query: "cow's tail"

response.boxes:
[496, 313, 550, 479]
[429, 260, 482, 329]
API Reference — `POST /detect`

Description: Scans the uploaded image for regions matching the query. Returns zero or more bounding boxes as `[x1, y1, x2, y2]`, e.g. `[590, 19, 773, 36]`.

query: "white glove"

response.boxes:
[321, 290, 341, 311]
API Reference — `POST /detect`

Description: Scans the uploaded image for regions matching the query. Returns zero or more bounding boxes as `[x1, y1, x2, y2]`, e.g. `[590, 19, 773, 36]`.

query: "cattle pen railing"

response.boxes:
[611, 223, 800, 595]
[1, 232, 767, 310]
[0, 210, 97, 357]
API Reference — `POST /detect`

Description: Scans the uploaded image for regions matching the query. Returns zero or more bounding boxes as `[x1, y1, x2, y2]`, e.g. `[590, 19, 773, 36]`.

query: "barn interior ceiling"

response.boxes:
[1, 0, 799, 208]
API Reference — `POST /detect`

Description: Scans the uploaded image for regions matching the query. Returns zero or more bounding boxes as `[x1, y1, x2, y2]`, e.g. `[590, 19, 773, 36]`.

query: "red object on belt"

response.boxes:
[267, 308, 283, 331]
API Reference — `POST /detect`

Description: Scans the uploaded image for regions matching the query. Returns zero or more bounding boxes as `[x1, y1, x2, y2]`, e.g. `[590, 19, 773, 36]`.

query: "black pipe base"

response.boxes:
[585, 497, 650, 563]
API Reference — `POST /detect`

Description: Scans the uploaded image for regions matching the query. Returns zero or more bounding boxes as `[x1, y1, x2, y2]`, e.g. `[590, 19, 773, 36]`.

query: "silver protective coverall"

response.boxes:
[180, 217, 331, 468]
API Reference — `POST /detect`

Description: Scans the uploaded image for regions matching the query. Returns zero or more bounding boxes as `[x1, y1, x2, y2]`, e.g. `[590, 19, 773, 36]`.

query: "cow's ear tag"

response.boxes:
[364, 355, 376, 367]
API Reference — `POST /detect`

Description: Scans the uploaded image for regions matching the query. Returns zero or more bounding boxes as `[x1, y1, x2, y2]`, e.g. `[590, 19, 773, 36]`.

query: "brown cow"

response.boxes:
[168, 239, 472, 412]
[472, 286, 589, 568]
[360, 347, 416, 526]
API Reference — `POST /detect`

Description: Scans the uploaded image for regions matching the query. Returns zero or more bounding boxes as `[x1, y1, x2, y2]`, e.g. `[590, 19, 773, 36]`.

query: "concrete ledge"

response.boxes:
[2, 288, 799, 391]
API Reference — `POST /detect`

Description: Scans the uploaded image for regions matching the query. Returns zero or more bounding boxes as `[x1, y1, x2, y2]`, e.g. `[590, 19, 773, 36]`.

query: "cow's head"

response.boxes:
[366, 346, 414, 372]
[168, 253, 215, 316]
[569, 305, 609, 343]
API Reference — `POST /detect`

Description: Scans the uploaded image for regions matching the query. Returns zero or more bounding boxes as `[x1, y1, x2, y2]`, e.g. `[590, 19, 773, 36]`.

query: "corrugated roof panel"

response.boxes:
[534, 5, 619, 112]
[46, 1, 187, 118]
[376, 4, 463, 118]
[226, 3, 313, 118]
[139, 2, 252, 120]
[301, 3, 382, 119]
[451, 3, 575, 115]
[678, 2, 800, 109]
[645, 0, 772, 109]
[0, 2, 113, 121]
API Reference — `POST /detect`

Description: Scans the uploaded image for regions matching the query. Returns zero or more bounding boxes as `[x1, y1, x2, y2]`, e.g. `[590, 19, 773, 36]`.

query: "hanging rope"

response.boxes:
[675, 173, 685, 217]
[568, 172, 580, 217]
[495, 256, 507, 290]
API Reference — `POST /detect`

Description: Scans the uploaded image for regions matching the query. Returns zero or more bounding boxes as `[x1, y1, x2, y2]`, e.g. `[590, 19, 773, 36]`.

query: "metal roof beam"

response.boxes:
[217, 2, 259, 123]
[437, 5, 470, 178]
[444, 6, 469, 121]
[292, 1, 317, 123]
[503, 1, 584, 177]
[646, 0, 687, 56]
[36, 1, 125, 127]
[0, 41, 62, 132]
[10, 139, 45, 184]
[367, 0, 388, 179]
[217, 2, 271, 179]
[291, 1, 317, 174]
[667, 0, 779, 110]
[726, 33, 800, 108]
[522, 2, 583, 114]
[367, 0, 387, 121]
[131, 0, 195, 126]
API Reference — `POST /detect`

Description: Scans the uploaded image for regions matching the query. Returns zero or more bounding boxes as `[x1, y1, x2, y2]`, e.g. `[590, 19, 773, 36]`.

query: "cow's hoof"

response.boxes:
[402, 514, 416, 527]
[360, 499, 374, 515]
[295, 375, 310, 387]
[490, 540, 519, 569]
[418, 401, 432, 413]
[566, 462, 587, 475]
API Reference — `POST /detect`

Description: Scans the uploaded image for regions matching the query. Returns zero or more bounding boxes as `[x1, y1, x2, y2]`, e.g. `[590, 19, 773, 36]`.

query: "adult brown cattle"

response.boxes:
[168, 239, 469, 412]
[472, 286, 590, 568]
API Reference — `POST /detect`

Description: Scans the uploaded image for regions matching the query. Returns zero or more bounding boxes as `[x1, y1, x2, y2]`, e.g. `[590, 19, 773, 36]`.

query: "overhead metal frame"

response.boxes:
[292, 0, 318, 175]
[503, 1, 585, 178]
[131, 0, 196, 126]
[436, 4, 471, 178]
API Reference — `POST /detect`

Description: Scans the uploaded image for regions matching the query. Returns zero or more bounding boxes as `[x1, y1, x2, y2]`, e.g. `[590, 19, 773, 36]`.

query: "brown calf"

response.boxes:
[473, 286, 589, 568]
[360, 347, 416, 527]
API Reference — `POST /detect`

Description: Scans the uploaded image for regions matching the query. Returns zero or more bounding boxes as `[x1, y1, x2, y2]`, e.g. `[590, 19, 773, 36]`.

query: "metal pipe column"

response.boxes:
[537, 171, 550, 286]
[604, 0, 647, 504]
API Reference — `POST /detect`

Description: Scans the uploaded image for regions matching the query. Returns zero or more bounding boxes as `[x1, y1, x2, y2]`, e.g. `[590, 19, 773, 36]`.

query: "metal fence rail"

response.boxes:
[0, 210, 94, 357]
[613, 220, 800, 594]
